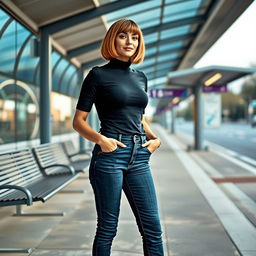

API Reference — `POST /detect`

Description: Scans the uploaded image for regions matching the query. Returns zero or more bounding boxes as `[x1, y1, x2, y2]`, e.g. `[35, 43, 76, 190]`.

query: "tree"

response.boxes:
[221, 92, 245, 121]
[240, 69, 256, 122]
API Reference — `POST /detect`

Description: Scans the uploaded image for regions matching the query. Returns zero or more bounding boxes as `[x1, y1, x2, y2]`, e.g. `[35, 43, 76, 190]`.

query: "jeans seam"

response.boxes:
[93, 160, 103, 256]
[124, 176, 151, 256]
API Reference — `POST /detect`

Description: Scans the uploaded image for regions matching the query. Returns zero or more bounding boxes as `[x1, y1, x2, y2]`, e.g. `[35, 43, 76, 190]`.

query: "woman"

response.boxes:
[73, 18, 164, 256]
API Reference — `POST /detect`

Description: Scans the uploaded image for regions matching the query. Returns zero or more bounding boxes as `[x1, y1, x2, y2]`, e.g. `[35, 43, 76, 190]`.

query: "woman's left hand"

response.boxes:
[142, 138, 161, 154]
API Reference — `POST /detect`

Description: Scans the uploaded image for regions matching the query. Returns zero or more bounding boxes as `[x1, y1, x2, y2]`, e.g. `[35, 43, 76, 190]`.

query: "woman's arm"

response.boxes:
[73, 109, 101, 144]
[141, 115, 161, 152]
[141, 115, 158, 140]
[73, 109, 126, 152]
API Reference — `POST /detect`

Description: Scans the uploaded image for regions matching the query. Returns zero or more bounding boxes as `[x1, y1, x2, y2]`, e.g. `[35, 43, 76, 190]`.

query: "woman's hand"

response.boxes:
[98, 135, 126, 153]
[142, 138, 161, 154]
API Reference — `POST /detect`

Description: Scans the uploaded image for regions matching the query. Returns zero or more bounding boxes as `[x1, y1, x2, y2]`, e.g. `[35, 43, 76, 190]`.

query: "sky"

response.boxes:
[194, 1, 256, 94]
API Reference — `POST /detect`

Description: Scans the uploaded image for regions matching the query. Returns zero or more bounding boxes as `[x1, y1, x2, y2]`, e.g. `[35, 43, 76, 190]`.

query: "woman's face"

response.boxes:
[115, 31, 139, 62]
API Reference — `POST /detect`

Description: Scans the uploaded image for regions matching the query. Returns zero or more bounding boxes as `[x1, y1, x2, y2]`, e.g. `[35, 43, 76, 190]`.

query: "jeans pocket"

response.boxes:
[98, 146, 120, 154]
[144, 146, 152, 155]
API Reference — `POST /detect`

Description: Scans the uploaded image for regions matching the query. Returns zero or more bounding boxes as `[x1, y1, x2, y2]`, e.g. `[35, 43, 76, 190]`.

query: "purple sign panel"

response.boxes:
[150, 89, 187, 98]
[203, 84, 227, 93]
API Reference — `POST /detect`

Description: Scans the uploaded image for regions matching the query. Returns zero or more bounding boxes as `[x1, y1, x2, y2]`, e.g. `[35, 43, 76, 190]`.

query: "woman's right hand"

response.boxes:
[98, 135, 126, 153]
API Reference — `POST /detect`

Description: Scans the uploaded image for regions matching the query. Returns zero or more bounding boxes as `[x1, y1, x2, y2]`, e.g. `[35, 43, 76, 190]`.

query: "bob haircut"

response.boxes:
[101, 18, 145, 64]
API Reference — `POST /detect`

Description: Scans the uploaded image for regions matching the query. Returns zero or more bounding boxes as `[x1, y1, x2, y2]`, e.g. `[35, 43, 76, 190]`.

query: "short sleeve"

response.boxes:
[76, 68, 98, 112]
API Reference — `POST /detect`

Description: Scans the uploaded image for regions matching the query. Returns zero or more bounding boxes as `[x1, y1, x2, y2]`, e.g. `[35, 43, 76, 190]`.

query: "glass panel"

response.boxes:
[119, 9, 161, 30]
[51, 92, 73, 135]
[164, 0, 203, 23]
[144, 33, 158, 44]
[134, 11, 161, 30]
[0, 20, 17, 75]
[157, 53, 178, 62]
[0, 13, 40, 84]
[142, 67, 155, 74]
[160, 25, 190, 40]
[52, 51, 61, 68]
[17, 35, 39, 83]
[156, 62, 173, 70]
[164, 9, 200, 23]
[159, 41, 183, 52]
[145, 47, 157, 56]
[105, 0, 160, 22]
[0, 8, 79, 148]
[52, 58, 69, 92]
[61, 65, 76, 94]
[0, 79, 39, 144]
[0, 9, 10, 27]
[148, 77, 167, 86]
[139, 58, 156, 68]
[155, 69, 170, 77]
[165, 0, 185, 3]
[69, 72, 79, 97]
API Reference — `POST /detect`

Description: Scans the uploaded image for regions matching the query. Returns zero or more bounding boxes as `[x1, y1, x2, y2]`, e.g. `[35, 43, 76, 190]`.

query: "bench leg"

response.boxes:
[13, 205, 64, 217]
[0, 248, 32, 253]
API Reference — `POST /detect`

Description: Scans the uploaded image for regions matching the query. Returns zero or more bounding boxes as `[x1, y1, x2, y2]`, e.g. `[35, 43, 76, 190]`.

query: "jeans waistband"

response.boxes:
[100, 131, 146, 142]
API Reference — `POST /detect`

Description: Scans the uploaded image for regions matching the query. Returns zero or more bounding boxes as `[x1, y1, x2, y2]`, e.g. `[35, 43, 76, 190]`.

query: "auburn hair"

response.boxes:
[100, 18, 145, 64]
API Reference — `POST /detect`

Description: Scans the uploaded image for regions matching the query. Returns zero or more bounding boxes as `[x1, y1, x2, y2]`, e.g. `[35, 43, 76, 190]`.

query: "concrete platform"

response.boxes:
[0, 124, 255, 255]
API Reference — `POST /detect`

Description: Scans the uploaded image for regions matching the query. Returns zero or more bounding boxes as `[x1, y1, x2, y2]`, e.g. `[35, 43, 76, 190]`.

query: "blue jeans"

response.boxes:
[89, 132, 164, 256]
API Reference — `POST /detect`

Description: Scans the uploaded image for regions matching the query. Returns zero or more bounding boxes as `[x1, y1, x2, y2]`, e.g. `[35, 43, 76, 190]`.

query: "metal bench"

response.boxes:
[32, 142, 89, 174]
[62, 140, 91, 162]
[62, 140, 91, 181]
[0, 148, 79, 253]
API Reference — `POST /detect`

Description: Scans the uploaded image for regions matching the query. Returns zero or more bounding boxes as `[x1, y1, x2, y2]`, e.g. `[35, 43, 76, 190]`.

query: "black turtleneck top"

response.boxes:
[76, 58, 148, 135]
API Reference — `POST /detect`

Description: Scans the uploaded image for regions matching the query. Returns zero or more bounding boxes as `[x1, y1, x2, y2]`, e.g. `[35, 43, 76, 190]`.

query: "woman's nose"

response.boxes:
[126, 36, 132, 44]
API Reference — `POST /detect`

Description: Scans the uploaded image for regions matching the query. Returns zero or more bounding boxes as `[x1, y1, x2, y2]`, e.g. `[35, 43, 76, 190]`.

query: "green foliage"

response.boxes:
[177, 100, 193, 120]
[241, 73, 256, 101]
[221, 92, 245, 121]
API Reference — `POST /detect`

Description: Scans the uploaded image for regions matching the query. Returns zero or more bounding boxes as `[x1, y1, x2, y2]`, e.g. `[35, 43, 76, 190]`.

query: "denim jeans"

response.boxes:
[89, 132, 164, 256]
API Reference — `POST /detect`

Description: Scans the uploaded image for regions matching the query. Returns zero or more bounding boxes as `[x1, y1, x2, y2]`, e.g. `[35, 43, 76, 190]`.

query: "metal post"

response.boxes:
[194, 85, 203, 150]
[171, 107, 176, 134]
[164, 112, 168, 129]
[160, 113, 165, 127]
[39, 28, 52, 144]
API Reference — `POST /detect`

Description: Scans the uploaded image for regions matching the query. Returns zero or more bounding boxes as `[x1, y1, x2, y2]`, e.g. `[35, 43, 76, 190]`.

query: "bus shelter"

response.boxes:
[166, 65, 256, 150]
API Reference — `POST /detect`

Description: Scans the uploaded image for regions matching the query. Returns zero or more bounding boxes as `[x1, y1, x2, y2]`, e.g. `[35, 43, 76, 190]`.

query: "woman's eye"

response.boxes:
[133, 37, 139, 40]
[119, 34, 126, 38]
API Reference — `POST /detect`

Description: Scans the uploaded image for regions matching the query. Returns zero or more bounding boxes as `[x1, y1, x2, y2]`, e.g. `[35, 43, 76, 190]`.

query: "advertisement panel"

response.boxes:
[203, 93, 221, 128]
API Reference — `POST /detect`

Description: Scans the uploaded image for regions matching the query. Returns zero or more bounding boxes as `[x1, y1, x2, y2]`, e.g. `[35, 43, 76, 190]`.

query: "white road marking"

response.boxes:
[178, 131, 256, 173]
[239, 156, 256, 167]
[189, 153, 256, 224]
[208, 145, 256, 175]
[222, 183, 256, 221]
[157, 125, 256, 255]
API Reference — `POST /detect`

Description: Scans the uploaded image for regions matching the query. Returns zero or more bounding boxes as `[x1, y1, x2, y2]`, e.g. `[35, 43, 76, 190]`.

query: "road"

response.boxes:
[176, 121, 256, 160]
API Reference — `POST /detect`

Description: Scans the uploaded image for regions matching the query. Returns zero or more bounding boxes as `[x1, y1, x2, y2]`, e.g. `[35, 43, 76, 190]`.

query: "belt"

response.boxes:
[100, 131, 146, 142]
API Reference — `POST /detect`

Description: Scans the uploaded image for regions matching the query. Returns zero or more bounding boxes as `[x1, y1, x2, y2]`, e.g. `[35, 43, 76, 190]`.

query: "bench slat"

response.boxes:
[0, 174, 77, 204]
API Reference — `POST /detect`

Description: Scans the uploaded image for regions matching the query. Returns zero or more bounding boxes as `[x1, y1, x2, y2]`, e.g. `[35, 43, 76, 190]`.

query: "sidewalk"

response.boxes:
[0, 124, 255, 256]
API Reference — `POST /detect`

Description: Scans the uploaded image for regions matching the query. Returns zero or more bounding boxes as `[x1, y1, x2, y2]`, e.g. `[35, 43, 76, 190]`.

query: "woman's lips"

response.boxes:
[124, 47, 133, 51]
